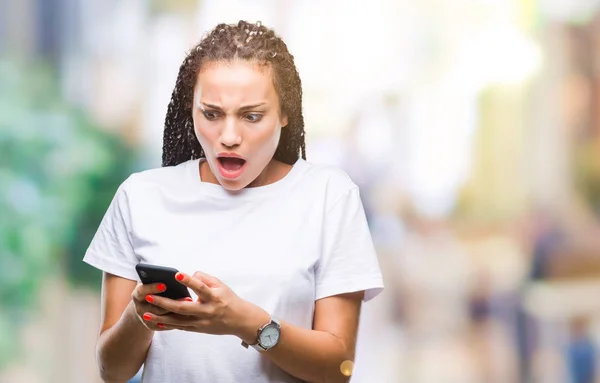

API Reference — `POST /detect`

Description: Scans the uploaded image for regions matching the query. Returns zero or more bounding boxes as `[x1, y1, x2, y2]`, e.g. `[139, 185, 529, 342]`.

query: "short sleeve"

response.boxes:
[315, 187, 384, 302]
[82, 176, 140, 281]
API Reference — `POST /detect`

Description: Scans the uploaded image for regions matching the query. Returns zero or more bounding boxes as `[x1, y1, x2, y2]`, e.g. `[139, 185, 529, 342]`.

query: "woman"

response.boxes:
[84, 20, 383, 383]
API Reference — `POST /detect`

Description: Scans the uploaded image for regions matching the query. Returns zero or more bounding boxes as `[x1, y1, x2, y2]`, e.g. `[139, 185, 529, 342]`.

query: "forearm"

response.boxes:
[265, 322, 352, 383]
[237, 304, 353, 383]
[96, 301, 154, 382]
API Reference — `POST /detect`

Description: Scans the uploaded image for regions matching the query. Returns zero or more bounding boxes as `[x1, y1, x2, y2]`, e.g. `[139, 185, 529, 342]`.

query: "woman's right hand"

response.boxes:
[131, 283, 190, 331]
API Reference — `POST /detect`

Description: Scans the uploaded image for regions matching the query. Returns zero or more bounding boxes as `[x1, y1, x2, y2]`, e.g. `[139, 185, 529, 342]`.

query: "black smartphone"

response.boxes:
[135, 263, 191, 300]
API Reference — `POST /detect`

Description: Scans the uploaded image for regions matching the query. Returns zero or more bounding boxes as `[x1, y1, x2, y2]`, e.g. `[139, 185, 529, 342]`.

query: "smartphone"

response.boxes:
[135, 263, 191, 300]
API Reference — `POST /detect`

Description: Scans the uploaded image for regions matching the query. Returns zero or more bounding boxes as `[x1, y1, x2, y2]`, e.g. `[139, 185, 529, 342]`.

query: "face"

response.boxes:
[192, 60, 288, 191]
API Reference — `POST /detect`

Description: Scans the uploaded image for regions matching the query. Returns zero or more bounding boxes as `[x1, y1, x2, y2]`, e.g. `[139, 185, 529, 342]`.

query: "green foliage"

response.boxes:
[575, 141, 600, 217]
[0, 58, 138, 369]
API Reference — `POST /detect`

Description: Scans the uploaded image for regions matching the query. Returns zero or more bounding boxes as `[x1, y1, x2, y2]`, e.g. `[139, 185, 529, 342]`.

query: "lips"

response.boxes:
[216, 154, 247, 180]
[218, 157, 245, 171]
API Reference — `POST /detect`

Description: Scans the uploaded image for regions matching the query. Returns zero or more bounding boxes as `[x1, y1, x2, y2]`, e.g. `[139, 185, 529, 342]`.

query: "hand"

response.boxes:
[131, 282, 193, 331]
[141, 271, 266, 338]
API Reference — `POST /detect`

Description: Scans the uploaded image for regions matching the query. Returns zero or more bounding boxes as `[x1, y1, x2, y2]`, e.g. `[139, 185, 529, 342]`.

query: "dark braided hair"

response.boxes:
[162, 20, 306, 167]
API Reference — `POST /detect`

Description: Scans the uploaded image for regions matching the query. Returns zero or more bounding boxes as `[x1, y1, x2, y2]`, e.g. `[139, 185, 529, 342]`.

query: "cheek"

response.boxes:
[251, 126, 281, 157]
[193, 121, 215, 148]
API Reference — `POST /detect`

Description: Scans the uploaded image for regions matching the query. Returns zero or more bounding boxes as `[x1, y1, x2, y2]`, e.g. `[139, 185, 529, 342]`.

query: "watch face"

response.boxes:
[260, 324, 280, 348]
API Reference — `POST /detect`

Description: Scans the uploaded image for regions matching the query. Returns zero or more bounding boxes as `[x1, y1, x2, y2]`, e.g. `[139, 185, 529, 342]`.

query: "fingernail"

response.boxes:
[184, 297, 193, 302]
[175, 273, 184, 281]
[157, 283, 166, 292]
[145, 295, 154, 303]
[157, 323, 165, 328]
[143, 314, 152, 321]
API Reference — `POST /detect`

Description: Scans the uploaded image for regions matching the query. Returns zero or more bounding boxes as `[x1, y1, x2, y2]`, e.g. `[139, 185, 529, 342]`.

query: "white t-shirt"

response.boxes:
[83, 158, 384, 383]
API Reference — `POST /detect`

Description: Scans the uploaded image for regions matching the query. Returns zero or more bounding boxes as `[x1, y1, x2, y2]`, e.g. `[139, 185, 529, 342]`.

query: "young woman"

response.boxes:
[84, 20, 384, 383]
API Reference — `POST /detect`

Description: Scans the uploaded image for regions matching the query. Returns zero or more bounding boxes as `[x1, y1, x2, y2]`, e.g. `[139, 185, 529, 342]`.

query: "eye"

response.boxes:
[202, 110, 221, 121]
[244, 113, 263, 123]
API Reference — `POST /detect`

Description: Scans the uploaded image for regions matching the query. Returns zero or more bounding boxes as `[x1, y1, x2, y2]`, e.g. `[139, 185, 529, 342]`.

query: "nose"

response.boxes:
[220, 118, 242, 148]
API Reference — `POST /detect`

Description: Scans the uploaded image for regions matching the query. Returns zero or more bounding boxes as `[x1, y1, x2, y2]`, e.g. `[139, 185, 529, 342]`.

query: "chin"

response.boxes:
[218, 177, 250, 192]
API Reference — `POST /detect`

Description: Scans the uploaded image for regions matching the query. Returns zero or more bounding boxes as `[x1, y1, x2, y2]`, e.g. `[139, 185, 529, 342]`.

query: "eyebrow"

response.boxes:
[200, 102, 267, 112]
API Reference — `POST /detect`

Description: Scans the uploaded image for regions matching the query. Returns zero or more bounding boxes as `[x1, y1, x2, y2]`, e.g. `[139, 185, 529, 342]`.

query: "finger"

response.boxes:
[158, 323, 190, 331]
[145, 321, 170, 331]
[143, 295, 191, 306]
[192, 271, 221, 287]
[133, 299, 169, 317]
[133, 283, 167, 301]
[142, 312, 194, 327]
[138, 296, 190, 317]
[137, 311, 169, 331]
[139, 302, 169, 316]
[175, 272, 214, 302]
[147, 295, 196, 315]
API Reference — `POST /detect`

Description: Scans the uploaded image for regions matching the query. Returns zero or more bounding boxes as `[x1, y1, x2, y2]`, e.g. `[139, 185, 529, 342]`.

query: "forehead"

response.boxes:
[195, 60, 277, 103]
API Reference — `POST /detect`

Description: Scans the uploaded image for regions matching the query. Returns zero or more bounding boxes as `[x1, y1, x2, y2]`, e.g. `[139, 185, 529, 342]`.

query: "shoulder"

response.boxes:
[300, 160, 356, 188]
[120, 160, 193, 195]
[296, 160, 359, 206]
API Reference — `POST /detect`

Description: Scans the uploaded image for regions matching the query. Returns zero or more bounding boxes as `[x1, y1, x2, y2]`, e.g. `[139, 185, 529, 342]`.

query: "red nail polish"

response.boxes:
[143, 314, 152, 321]
[184, 297, 193, 302]
[145, 295, 154, 303]
[175, 273, 184, 282]
[157, 283, 166, 292]
[157, 323, 165, 328]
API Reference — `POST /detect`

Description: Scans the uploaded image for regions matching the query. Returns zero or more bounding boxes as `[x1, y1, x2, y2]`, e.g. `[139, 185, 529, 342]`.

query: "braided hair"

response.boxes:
[161, 20, 306, 167]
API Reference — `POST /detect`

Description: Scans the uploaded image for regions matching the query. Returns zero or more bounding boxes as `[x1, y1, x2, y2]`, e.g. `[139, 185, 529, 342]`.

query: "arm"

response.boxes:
[144, 272, 364, 383]
[145, 283, 363, 383]
[95, 273, 153, 383]
[82, 178, 161, 381]
[236, 291, 363, 383]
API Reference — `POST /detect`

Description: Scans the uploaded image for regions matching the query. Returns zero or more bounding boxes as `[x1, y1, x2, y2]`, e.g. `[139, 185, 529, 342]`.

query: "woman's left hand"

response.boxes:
[142, 271, 258, 337]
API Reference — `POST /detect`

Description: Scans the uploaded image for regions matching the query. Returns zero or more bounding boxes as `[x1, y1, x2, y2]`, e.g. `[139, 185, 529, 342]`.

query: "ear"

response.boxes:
[280, 114, 288, 128]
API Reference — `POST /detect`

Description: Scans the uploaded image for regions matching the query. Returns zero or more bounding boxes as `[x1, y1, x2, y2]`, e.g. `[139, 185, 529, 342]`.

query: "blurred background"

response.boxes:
[1, 0, 600, 382]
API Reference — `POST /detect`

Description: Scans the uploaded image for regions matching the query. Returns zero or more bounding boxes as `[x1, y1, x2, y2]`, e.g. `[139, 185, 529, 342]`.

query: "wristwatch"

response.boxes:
[241, 317, 281, 351]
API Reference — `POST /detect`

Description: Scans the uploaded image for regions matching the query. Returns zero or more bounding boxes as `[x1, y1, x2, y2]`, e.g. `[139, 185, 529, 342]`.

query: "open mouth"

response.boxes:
[216, 156, 247, 179]
[217, 157, 246, 171]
